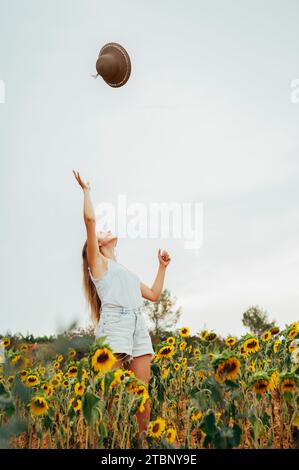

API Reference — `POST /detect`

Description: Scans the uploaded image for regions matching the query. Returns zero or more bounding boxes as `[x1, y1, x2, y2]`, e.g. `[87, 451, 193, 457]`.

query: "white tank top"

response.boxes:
[87, 259, 143, 309]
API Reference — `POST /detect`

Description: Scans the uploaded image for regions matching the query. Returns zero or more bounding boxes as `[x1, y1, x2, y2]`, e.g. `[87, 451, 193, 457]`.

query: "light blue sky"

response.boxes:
[0, 0, 298, 337]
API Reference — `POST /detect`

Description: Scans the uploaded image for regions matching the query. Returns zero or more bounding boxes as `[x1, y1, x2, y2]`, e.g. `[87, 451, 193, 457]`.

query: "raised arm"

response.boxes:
[73, 170, 107, 277]
[140, 249, 171, 301]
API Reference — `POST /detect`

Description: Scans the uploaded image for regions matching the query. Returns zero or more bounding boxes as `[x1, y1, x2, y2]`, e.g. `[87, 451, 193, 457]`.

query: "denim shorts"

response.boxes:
[95, 305, 155, 365]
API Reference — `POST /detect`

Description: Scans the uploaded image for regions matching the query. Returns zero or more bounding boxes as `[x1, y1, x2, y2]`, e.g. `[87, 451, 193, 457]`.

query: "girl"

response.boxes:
[73, 170, 171, 447]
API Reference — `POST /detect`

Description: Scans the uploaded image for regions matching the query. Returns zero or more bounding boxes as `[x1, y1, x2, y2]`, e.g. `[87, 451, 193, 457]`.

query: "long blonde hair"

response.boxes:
[82, 240, 101, 326]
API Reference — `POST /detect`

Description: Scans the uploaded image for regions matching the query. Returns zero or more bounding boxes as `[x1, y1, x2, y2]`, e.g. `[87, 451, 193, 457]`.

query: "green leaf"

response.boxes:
[67, 406, 75, 420]
[43, 414, 52, 430]
[82, 392, 100, 426]
[200, 411, 217, 437]
[231, 424, 242, 447]
[98, 421, 108, 438]
[225, 380, 239, 389]
[77, 360, 83, 383]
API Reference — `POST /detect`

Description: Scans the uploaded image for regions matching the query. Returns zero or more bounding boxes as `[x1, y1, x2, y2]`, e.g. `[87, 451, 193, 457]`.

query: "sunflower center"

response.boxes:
[152, 423, 160, 433]
[97, 352, 109, 363]
[161, 347, 172, 355]
[35, 399, 46, 409]
[222, 361, 237, 374]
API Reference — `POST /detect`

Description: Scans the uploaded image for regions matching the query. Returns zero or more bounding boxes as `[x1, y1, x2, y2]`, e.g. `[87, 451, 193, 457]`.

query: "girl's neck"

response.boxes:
[101, 247, 117, 261]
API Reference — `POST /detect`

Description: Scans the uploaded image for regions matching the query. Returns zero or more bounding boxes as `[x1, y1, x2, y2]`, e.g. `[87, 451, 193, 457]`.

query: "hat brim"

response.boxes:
[98, 42, 131, 88]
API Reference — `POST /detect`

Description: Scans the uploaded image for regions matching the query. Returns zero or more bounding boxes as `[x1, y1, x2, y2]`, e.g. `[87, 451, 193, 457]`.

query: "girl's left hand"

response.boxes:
[158, 249, 171, 267]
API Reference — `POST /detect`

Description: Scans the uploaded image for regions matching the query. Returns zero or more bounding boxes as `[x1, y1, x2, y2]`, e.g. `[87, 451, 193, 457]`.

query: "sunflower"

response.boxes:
[39, 367, 46, 375]
[208, 353, 215, 361]
[181, 357, 187, 366]
[11, 355, 29, 370]
[193, 348, 201, 358]
[179, 327, 190, 338]
[135, 385, 149, 413]
[288, 329, 298, 340]
[270, 326, 280, 335]
[74, 382, 85, 396]
[215, 357, 241, 384]
[147, 417, 166, 438]
[188, 345, 193, 354]
[179, 341, 187, 351]
[261, 331, 272, 342]
[161, 367, 170, 379]
[196, 370, 206, 379]
[158, 345, 175, 358]
[206, 333, 217, 342]
[200, 330, 209, 340]
[243, 337, 260, 354]
[174, 363, 181, 371]
[164, 427, 176, 444]
[68, 349, 76, 359]
[67, 366, 78, 378]
[166, 337, 176, 345]
[191, 410, 203, 422]
[57, 354, 64, 362]
[110, 369, 127, 388]
[124, 370, 135, 379]
[91, 348, 117, 375]
[50, 377, 60, 388]
[53, 361, 60, 369]
[268, 371, 279, 392]
[20, 370, 28, 380]
[252, 379, 269, 394]
[69, 397, 82, 412]
[7, 376, 14, 385]
[20, 343, 29, 352]
[30, 396, 48, 416]
[62, 379, 70, 388]
[273, 339, 281, 353]
[2, 337, 11, 349]
[225, 337, 237, 347]
[43, 384, 54, 397]
[240, 346, 249, 357]
[26, 374, 39, 387]
[127, 380, 139, 393]
[281, 378, 297, 394]
[289, 341, 298, 353]
[134, 383, 147, 397]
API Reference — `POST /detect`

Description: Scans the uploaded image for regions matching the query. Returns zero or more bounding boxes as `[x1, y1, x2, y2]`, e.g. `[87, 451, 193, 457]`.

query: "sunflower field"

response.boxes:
[0, 321, 299, 449]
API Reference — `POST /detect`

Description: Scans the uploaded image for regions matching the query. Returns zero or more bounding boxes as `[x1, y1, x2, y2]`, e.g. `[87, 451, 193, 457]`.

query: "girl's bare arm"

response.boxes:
[141, 249, 171, 301]
[72, 170, 106, 275]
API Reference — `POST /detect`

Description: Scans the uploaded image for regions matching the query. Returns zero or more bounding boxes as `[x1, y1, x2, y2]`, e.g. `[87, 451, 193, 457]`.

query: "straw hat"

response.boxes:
[95, 42, 131, 88]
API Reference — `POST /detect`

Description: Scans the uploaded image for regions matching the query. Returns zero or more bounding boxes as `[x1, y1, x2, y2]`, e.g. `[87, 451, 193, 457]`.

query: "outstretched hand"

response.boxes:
[72, 170, 91, 192]
[158, 249, 171, 268]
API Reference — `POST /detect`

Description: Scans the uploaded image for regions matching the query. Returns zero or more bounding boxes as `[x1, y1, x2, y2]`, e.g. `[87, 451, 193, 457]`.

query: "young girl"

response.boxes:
[73, 170, 171, 447]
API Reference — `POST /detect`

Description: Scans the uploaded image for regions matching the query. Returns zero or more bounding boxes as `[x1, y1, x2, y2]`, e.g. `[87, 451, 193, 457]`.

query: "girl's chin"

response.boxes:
[103, 237, 118, 246]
